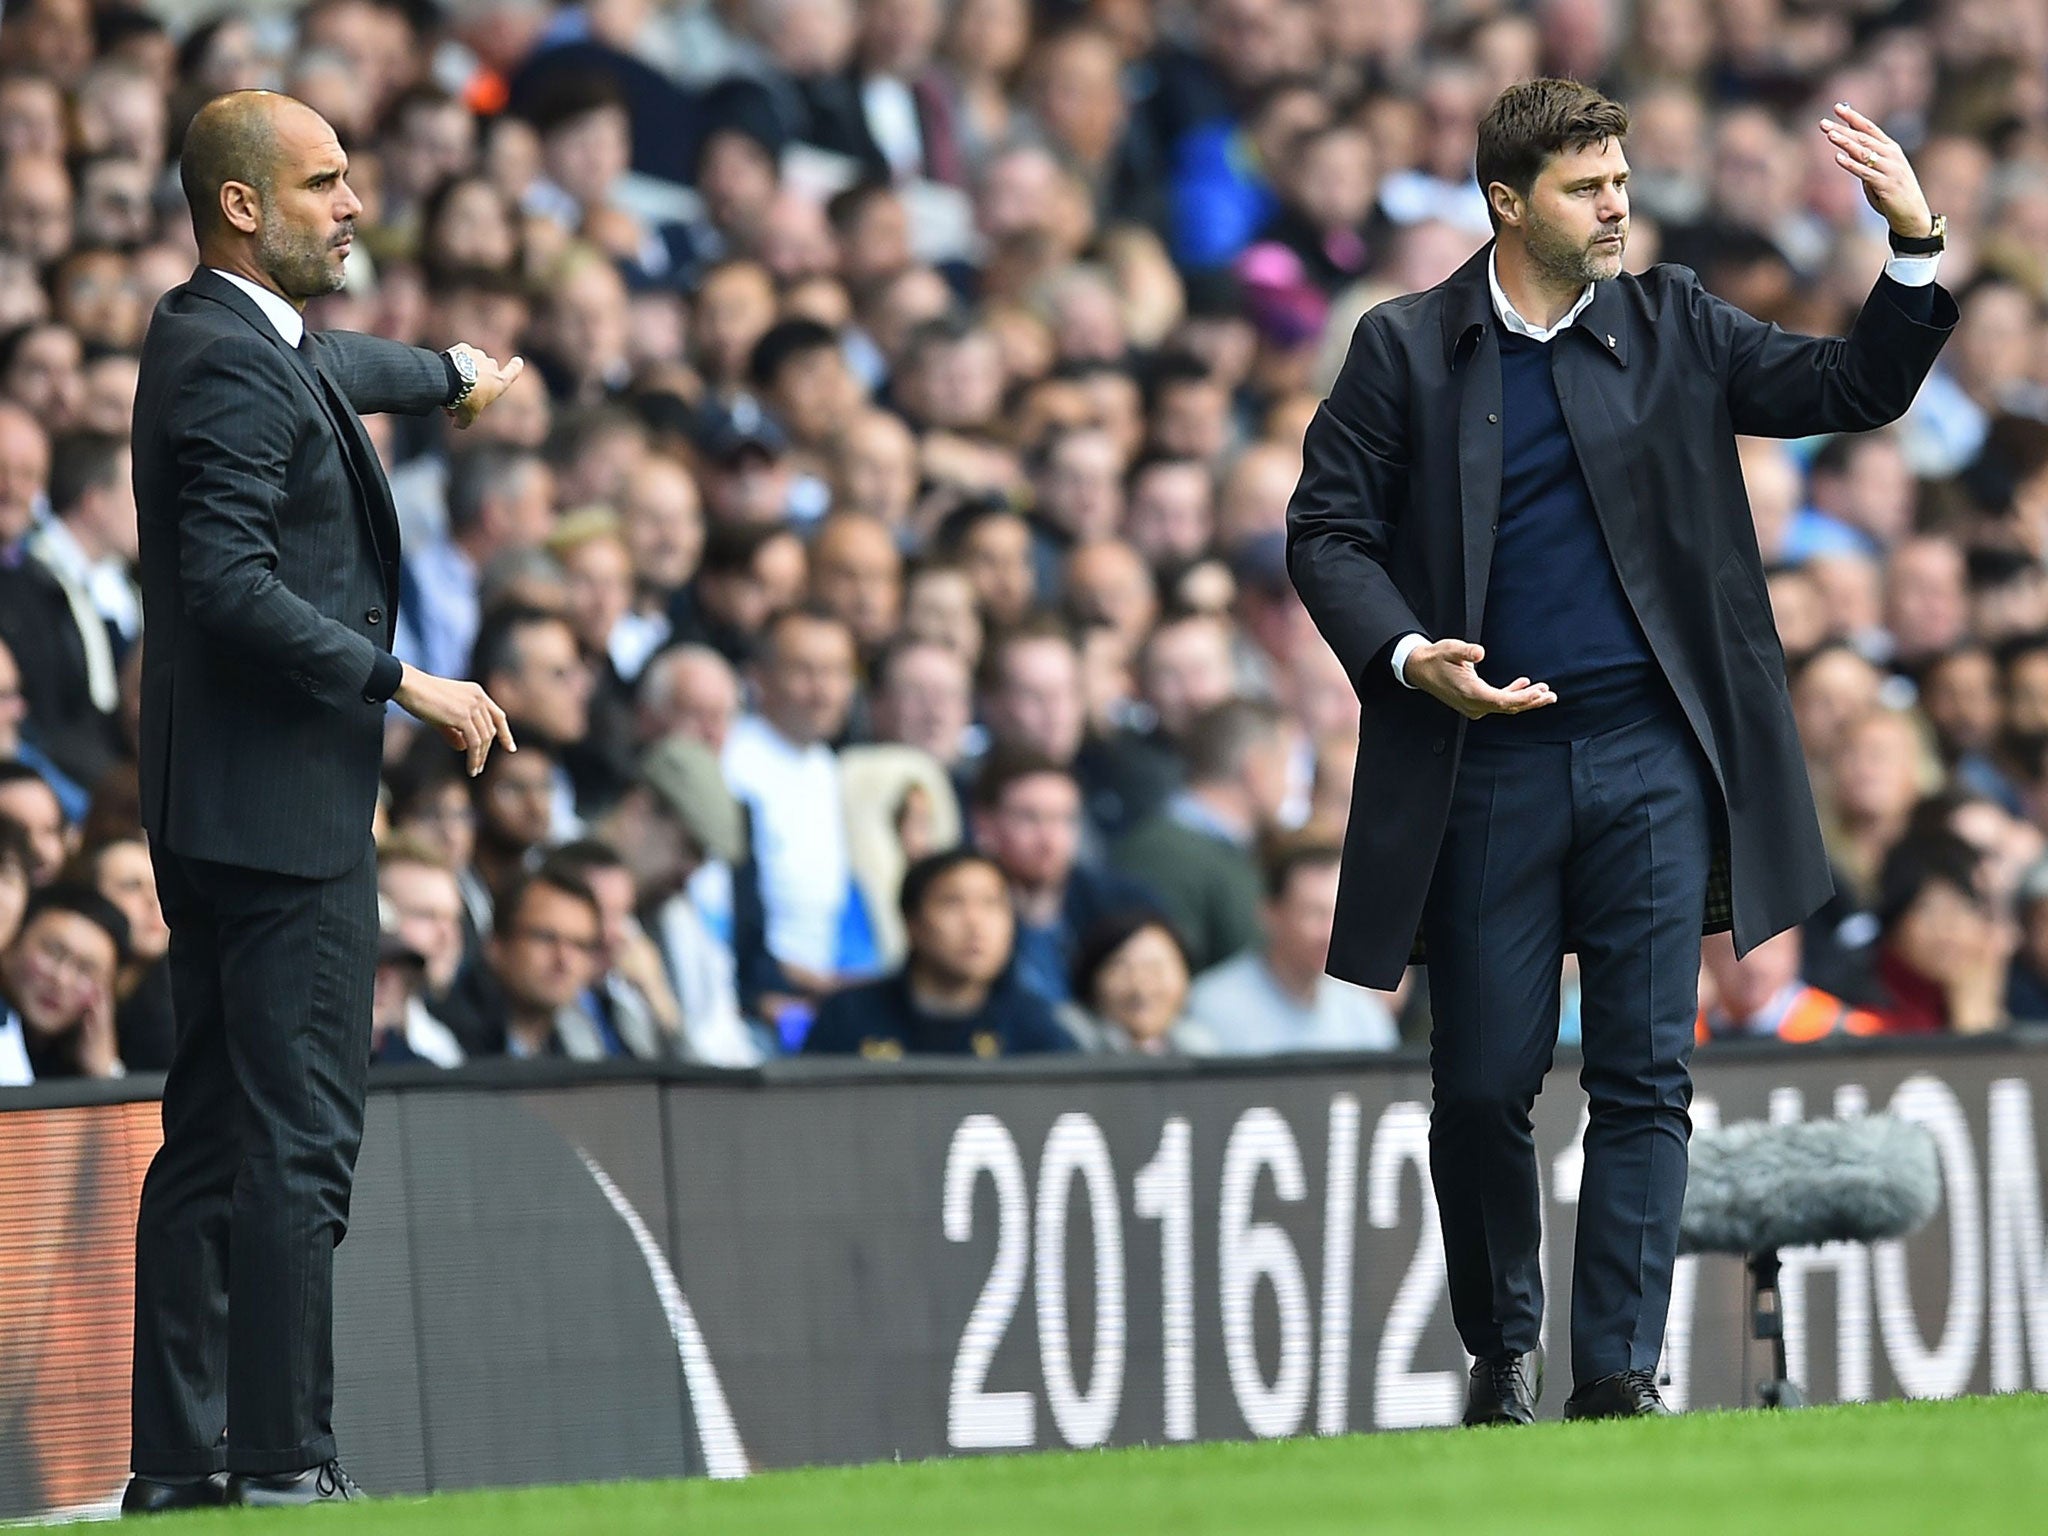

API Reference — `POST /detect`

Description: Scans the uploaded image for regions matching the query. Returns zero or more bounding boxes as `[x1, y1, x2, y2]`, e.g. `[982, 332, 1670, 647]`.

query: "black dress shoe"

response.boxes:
[227, 1460, 363, 1506]
[1563, 1369, 1674, 1420]
[1463, 1347, 1543, 1426]
[120, 1473, 230, 1514]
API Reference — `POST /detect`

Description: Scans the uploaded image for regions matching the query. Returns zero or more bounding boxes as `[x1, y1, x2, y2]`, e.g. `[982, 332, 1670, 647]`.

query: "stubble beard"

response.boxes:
[1528, 214, 1626, 288]
[257, 215, 348, 303]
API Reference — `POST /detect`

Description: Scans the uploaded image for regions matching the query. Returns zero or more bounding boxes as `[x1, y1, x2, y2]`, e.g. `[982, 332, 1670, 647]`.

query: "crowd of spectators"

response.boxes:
[6, 0, 2048, 1081]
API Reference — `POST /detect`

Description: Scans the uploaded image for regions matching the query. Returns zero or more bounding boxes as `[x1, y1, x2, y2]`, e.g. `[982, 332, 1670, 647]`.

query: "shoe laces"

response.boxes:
[1618, 1369, 1664, 1410]
[1486, 1355, 1531, 1400]
[314, 1461, 359, 1499]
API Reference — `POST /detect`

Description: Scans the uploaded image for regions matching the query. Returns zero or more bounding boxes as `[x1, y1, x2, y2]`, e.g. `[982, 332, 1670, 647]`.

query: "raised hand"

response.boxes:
[391, 663, 517, 775]
[445, 343, 526, 430]
[1819, 102, 1935, 239]
[1403, 638, 1557, 721]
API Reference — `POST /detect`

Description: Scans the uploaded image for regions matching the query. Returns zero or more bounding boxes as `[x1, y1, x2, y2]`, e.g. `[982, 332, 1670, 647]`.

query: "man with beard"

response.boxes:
[1288, 79, 1954, 1425]
[128, 91, 523, 1509]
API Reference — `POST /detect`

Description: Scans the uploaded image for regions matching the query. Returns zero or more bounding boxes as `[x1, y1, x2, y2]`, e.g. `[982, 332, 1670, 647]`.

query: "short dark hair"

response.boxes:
[826, 178, 896, 233]
[1474, 78, 1630, 232]
[539, 837, 627, 885]
[521, 69, 628, 137]
[1183, 697, 1285, 786]
[0, 761, 59, 801]
[1071, 909, 1187, 1009]
[1877, 830, 1986, 933]
[20, 881, 130, 967]
[898, 846, 1005, 922]
[699, 518, 794, 580]
[971, 744, 1073, 811]
[749, 318, 840, 392]
[980, 614, 1079, 695]
[48, 430, 126, 516]
[469, 604, 569, 687]
[1262, 834, 1344, 903]
[754, 603, 852, 667]
[493, 866, 601, 940]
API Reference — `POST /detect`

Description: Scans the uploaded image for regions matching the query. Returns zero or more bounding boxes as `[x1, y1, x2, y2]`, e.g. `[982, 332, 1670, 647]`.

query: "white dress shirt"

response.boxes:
[0, 1008, 32, 1087]
[210, 268, 304, 346]
[1388, 245, 1942, 688]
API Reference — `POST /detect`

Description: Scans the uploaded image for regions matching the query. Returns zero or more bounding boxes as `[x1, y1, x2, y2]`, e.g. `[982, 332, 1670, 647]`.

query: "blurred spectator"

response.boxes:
[804, 848, 1074, 1056]
[539, 839, 683, 1061]
[0, 817, 30, 953]
[967, 746, 1154, 1006]
[470, 606, 593, 825]
[0, 635, 85, 822]
[475, 867, 609, 1060]
[1696, 928, 1881, 1044]
[1184, 838, 1399, 1054]
[1112, 697, 1290, 971]
[72, 832, 172, 1071]
[467, 731, 560, 916]
[1871, 832, 2016, 1036]
[369, 926, 464, 1068]
[603, 734, 765, 1066]
[2008, 859, 2048, 1022]
[723, 607, 867, 990]
[637, 642, 742, 751]
[1063, 910, 1215, 1055]
[399, 446, 555, 681]
[0, 762, 70, 886]
[870, 636, 974, 775]
[377, 835, 485, 1048]
[0, 882, 128, 1084]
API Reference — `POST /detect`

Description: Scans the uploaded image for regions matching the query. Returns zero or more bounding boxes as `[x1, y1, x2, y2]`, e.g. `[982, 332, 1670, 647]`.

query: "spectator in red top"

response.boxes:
[1871, 832, 2016, 1036]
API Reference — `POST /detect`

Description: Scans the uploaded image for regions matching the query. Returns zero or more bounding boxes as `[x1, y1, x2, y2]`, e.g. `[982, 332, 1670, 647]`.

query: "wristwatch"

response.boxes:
[443, 347, 478, 409]
[1889, 213, 1946, 256]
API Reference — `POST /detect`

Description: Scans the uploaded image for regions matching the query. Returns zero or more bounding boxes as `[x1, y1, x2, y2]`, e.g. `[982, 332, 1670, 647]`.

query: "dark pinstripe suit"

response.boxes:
[129, 268, 454, 1477]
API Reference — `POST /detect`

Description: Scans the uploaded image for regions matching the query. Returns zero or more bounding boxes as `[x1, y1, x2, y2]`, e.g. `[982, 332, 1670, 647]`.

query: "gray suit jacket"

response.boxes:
[133, 268, 454, 878]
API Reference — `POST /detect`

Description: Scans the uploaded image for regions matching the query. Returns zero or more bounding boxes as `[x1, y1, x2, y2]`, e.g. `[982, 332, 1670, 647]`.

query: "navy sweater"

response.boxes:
[1468, 327, 1663, 741]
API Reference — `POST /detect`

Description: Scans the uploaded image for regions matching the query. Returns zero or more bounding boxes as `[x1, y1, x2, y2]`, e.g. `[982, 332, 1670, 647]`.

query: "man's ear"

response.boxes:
[218, 179, 262, 236]
[1487, 180, 1523, 230]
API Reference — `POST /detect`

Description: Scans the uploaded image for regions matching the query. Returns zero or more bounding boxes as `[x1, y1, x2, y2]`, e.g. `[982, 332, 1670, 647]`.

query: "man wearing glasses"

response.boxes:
[479, 868, 612, 1059]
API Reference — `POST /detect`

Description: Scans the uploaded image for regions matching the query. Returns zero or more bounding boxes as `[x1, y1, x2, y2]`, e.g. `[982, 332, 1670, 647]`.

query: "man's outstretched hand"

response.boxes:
[444, 343, 525, 429]
[393, 664, 517, 775]
[1819, 102, 1935, 238]
[1404, 639, 1557, 721]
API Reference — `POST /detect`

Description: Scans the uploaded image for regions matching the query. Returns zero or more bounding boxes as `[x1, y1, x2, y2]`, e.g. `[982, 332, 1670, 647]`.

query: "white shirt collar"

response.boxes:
[209, 268, 305, 347]
[1487, 249, 1597, 345]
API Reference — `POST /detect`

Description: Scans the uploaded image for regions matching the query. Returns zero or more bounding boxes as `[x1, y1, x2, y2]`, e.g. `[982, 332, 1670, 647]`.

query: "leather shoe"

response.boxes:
[1563, 1369, 1674, 1420]
[227, 1460, 363, 1506]
[1463, 1347, 1543, 1426]
[120, 1473, 230, 1514]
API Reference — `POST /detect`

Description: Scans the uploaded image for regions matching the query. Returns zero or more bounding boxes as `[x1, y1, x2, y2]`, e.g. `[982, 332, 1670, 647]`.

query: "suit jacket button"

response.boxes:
[1487, 413, 1499, 423]
[366, 607, 383, 625]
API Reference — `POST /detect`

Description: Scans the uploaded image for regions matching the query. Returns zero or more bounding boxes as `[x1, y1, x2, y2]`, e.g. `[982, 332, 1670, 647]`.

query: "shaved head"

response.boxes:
[179, 90, 362, 304]
[180, 90, 289, 242]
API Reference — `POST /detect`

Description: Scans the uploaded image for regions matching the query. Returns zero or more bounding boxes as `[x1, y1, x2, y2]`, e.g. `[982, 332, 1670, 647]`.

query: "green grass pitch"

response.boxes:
[136, 1395, 2048, 1534]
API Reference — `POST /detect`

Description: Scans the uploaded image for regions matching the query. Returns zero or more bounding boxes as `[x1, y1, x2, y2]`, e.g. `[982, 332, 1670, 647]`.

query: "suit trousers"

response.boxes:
[1420, 702, 1714, 1387]
[130, 842, 378, 1476]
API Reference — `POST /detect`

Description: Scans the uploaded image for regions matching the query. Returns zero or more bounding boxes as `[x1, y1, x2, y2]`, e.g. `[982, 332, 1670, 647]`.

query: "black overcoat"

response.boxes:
[1287, 242, 1956, 988]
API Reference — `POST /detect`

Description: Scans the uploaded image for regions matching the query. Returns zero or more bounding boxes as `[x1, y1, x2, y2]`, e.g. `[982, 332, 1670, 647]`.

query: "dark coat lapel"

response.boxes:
[182, 270, 399, 602]
[1441, 245, 1502, 637]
